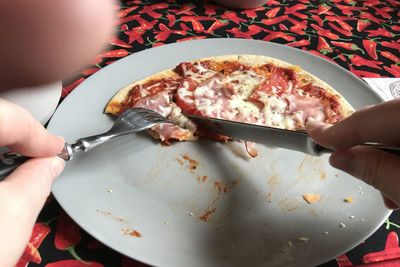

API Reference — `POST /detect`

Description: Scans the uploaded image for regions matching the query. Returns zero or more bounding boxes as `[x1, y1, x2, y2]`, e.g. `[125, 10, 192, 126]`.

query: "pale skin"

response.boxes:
[0, 0, 116, 265]
[306, 99, 400, 210]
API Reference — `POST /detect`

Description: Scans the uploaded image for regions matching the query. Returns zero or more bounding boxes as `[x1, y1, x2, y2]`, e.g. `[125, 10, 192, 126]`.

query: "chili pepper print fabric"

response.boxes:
[28, 0, 400, 266]
[62, 0, 400, 96]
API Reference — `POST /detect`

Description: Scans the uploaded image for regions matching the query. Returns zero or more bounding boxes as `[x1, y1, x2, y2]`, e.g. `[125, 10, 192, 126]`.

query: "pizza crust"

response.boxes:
[105, 69, 180, 115]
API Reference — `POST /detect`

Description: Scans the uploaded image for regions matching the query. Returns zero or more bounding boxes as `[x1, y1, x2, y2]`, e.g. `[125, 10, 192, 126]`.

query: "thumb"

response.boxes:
[330, 146, 400, 208]
[0, 157, 64, 265]
[1, 157, 64, 218]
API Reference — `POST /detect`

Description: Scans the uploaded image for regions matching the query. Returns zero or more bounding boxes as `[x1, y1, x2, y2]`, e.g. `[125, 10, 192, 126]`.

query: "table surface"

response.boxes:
[20, 0, 400, 266]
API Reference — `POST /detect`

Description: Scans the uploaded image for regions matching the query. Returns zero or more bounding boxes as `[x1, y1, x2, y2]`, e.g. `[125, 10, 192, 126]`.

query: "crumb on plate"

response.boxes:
[302, 193, 320, 204]
[345, 196, 353, 203]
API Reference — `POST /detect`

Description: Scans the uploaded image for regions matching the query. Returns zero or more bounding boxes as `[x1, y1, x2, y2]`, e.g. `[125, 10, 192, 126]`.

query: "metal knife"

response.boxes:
[184, 113, 400, 156]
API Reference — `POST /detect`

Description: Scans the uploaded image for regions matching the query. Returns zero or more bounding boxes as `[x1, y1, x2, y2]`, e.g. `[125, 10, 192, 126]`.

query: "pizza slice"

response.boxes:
[105, 55, 353, 151]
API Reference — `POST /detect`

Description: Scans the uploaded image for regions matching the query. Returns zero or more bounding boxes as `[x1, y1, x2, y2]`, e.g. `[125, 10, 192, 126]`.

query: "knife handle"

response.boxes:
[0, 154, 30, 181]
[315, 142, 400, 156]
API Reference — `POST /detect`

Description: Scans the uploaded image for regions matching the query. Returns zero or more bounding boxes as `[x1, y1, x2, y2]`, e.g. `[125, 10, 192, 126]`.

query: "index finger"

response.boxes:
[0, 98, 64, 157]
[307, 99, 400, 149]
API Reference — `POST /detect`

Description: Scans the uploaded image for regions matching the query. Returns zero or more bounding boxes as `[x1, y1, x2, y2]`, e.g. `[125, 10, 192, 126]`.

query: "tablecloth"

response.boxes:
[20, 0, 400, 266]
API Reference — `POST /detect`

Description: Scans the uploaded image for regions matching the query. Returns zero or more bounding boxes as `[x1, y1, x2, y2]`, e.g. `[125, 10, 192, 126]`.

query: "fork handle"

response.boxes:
[0, 155, 30, 180]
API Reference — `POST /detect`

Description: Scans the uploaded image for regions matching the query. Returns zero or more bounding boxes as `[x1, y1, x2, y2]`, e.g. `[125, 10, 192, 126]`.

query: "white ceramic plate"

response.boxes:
[48, 39, 390, 267]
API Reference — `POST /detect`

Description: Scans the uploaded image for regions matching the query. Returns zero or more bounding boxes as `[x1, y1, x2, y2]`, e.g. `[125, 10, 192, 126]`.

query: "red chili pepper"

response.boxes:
[46, 260, 104, 267]
[108, 36, 132, 48]
[82, 68, 100, 76]
[266, 0, 280, 5]
[262, 15, 289, 25]
[365, 29, 394, 38]
[354, 70, 382, 78]
[392, 25, 400, 32]
[16, 243, 41, 266]
[181, 16, 204, 33]
[121, 24, 129, 31]
[357, 19, 371, 32]
[166, 14, 176, 27]
[124, 28, 145, 44]
[265, 7, 280, 18]
[241, 7, 264, 18]
[174, 3, 195, 15]
[62, 78, 85, 97]
[118, 14, 139, 25]
[227, 28, 254, 39]
[155, 23, 187, 41]
[292, 11, 307, 19]
[335, 4, 367, 16]
[338, 54, 346, 61]
[284, 3, 306, 14]
[279, 24, 288, 31]
[16, 222, 52, 266]
[382, 41, 400, 50]
[139, 3, 168, 18]
[180, 22, 190, 31]
[287, 17, 308, 34]
[328, 22, 352, 36]
[263, 32, 295, 42]
[286, 39, 311, 47]
[384, 65, 400, 77]
[317, 4, 333, 15]
[373, 6, 393, 18]
[381, 51, 400, 63]
[311, 24, 339, 40]
[362, 0, 383, 7]
[325, 16, 353, 31]
[118, 6, 138, 18]
[221, 11, 247, 24]
[55, 212, 82, 250]
[362, 40, 378, 60]
[204, 19, 229, 34]
[359, 12, 384, 24]
[317, 36, 333, 55]
[203, 2, 218, 15]
[247, 24, 266, 35]
[100, 49, 129, 58]
[311, 15, 324, 27]
[331, 41, 359, 51]
[135, 17, 158, 30]
[348, 54, 383, 69]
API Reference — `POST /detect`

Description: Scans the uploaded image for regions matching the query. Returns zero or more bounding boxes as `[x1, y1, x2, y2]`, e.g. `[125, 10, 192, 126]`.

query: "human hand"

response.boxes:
[0, 0, 116, 265]
[306, 99, 400, 210]
[0, 99, 65, 266]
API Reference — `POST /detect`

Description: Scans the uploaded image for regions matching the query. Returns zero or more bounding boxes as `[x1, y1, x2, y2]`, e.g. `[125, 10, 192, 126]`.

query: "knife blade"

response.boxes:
[184, 113, 332, 156]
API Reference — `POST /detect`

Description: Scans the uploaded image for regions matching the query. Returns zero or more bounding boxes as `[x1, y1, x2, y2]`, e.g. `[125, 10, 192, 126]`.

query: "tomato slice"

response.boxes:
[248, 70, 290, 105]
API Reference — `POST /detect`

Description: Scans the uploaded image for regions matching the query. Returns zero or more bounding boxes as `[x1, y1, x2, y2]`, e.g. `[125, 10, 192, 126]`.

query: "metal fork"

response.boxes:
[0, 108, 174, 179]
[59, 107, 174, 161]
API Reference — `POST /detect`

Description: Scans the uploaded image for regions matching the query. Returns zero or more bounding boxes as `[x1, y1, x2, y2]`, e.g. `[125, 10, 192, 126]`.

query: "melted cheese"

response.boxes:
[184, 62, 218, 83]
[225, 70, 265, 98]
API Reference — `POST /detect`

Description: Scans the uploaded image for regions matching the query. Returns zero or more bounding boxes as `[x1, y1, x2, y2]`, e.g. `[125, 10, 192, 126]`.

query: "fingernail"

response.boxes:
[50, 157, 65, 179]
